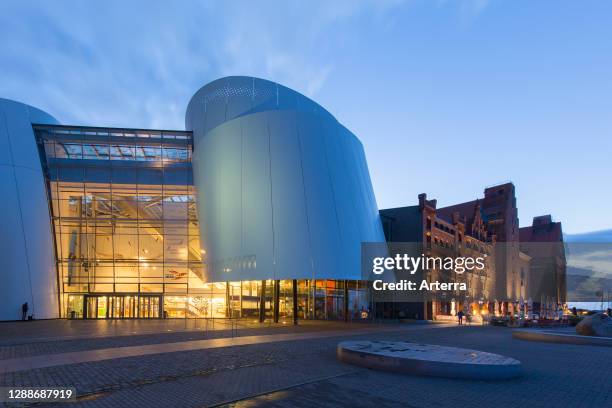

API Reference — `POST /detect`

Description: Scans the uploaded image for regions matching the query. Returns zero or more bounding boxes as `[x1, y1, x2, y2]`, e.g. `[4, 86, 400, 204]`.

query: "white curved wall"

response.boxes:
[0, 99, 59, 320]
[186, 77, 385, 282]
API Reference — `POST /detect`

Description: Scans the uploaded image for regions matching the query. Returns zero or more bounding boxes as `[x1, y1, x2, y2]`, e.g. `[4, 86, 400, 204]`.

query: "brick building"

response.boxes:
[380, 193, 497, 320]
[519, 215, 567, 307]
[380, 182, 565, 320]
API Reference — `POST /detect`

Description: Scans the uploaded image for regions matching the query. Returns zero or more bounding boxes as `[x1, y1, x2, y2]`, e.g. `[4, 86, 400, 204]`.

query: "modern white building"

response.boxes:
[0, 76, 385, 321]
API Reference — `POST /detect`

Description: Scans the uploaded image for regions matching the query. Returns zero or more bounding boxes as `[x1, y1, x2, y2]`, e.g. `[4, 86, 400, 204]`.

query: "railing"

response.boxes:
[183, 316, 242, 338]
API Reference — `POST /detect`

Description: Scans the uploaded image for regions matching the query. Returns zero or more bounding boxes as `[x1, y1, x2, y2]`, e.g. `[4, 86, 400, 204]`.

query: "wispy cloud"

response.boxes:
[2, 0, 610, 236]
[0, 0, 404, 129]
[435, 0, 492, 25]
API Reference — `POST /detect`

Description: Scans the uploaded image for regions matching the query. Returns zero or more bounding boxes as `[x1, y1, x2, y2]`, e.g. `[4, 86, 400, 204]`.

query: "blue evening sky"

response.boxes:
[1, 0, 610, 234]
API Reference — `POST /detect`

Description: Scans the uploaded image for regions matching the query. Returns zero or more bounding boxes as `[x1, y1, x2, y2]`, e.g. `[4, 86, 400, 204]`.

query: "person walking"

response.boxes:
[457, 310, 464, 325]
[21, 302, 28, 321]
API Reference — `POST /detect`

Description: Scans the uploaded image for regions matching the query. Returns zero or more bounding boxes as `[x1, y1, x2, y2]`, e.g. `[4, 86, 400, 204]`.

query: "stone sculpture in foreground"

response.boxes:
[576, 312, 612, 337]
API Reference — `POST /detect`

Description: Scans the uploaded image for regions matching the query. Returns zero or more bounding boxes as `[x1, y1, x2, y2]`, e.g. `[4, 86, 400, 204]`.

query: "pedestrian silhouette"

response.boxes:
[21, 302, 28, 321]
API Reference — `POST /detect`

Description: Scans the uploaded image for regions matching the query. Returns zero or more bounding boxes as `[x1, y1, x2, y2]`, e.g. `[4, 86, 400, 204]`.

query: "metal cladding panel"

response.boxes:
[276, 82, 299, 112]
[0, 109, 11, 166]
[0, 99, 59, 320]
[0, 168, 30, 317]
[344, 127, 380, 242]
[322, 118, 361, 279]
[186, 76, 335, 134]
[296, 112, 343, 280]
[356, 140, 385, 239]
[268, 112, 312, 280]
[240, 115, 274, 278]
[198, 119, 244, 278]
[186, 76, 386, 282]
[251, 78, 278, 116]
[224, 76, 256, 120]
[339, 127, 368, 240]
[14, 166, 58, 317]
[2, 101, 43, 170]
[203, 92, 226, 135]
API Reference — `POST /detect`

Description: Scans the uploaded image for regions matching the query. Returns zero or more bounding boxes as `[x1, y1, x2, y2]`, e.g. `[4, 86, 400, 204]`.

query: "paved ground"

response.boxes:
[513, 326, 612, 347]
[0, 319, 291, 345]
[0, 321, 610, 408]
[0, 325, 417, 374]
[0, 320, 369, 360]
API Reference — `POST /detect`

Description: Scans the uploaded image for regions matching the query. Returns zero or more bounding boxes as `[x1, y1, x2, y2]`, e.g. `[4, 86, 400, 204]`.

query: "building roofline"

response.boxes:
[33, 123, 192, 135]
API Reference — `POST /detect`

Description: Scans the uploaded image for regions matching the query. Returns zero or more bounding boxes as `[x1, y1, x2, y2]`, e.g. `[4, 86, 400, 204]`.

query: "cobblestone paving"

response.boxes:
[0, 321, 351, 360]
[1, 325, 610, 408]
[226, 327, 612, 408]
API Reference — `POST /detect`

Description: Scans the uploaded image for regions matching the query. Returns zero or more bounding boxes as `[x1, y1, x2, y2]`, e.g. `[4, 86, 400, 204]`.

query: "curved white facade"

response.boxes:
[0, 99, 59, 320]
[186, 76, 385, 282]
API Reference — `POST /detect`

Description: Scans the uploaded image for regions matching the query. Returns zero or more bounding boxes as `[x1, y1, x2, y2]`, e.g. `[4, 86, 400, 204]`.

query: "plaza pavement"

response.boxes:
[0, 324, 431, 374]
[0, 319, 383, 360]
[0, 320, 610, 408]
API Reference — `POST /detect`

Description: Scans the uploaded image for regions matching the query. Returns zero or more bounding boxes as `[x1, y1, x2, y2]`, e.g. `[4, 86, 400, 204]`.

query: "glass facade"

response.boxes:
[49, 181, 201, 293]
[34, 125, 371, 321]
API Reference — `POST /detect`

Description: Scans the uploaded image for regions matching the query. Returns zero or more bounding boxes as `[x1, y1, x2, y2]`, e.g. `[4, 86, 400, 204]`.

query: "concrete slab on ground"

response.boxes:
[337, 340, 522, 380]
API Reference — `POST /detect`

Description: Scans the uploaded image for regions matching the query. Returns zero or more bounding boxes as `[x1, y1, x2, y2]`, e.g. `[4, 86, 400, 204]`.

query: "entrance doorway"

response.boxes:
[139, 296, 160, 318]
[83, 295, 161, 319]
[108, 295, 137, 318]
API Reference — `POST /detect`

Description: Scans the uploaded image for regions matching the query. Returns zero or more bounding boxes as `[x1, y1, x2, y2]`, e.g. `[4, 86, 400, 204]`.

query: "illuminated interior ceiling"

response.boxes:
[64, 193, 201, 262]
